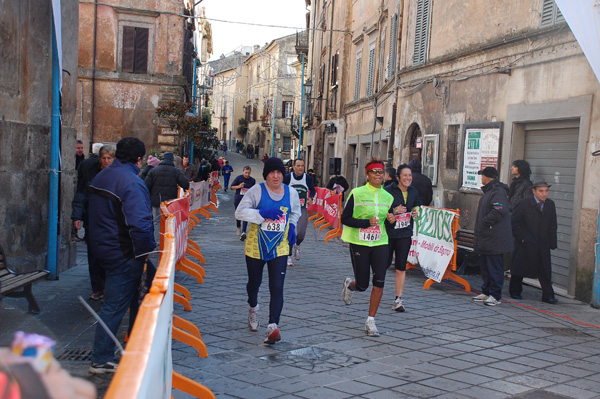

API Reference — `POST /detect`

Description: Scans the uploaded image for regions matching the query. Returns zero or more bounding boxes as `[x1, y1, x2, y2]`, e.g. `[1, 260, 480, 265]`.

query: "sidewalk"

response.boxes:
[1, 151, 599, 399]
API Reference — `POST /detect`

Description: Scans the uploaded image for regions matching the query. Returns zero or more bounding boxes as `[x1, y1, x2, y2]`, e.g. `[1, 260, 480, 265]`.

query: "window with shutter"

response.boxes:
[319, 63, 326, 97]
[354, 52, 362, 101]
[540, 0, 565, 28]
[366, 45, 376, 97]
[386, 14, 398, 81]
[413, 0, 431, 66]
[122, 26, 149, 74]
[283, 101, 293, 118]
[378, 24, 386, 90]
[330, 53, 338, 87]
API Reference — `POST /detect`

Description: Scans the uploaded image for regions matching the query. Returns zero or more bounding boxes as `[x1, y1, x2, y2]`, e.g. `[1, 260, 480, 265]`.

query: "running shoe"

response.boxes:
[341, 277, 353, 305]
[264, 323, 281, 344]
[392, 298, 405, 312]
[364, 319, 380, 337]
[237, 227, 242, 236]
[472, 293, 489, 302]
[248, 307, 259, 331]
[483, 296, 501, 306]
[287, 256, 294, 267]
[89, 361, 118, 374]
[89, 291, 104, 301]
[240, 232, 247, 241]
[294, 244, 300, 261]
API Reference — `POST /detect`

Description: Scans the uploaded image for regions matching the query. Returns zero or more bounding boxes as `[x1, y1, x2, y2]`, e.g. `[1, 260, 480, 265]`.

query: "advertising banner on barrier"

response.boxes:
[308, 187, 331, 213]
[165, 196, 190, 262]
[323, 193, 341, 228]
[189, 181, 211, 211]
[407, 207, 457, 282]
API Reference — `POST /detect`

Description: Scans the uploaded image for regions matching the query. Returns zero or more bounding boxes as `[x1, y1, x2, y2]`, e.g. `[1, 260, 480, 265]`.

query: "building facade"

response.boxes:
[77, 0, 193, 152]
[304, 0, 600, 301]
[0, 1, 79, 271]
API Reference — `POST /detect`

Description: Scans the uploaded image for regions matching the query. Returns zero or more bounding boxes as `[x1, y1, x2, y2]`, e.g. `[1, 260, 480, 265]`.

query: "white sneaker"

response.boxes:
[484, 296, 501, 306]
[287, 256, 294, 267]
[392, 298, 405, 312]
[294, 244, 300, 261]
[248, 306, 259, 331]
[236, 227, 242, 236]
[240, 232, 247, 241]
[341, 277, 353, 305]
[365, 318, 380, 337]
[472, 293, 489, 302]
[264, 323, 281, 344]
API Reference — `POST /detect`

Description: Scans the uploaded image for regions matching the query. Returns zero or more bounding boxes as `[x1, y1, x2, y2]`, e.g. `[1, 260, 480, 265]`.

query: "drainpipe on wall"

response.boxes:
[89, 0, 98, 152]
[47, 17, 61, 280]
[592, 150, 600, 308]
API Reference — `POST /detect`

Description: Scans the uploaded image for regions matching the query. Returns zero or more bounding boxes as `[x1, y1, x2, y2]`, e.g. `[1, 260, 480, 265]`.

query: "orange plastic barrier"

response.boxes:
[406, 208, 470, 291]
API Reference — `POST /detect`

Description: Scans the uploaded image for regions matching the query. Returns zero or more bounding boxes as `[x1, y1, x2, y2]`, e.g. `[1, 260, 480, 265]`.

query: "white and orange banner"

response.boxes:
[407, 207, 457, 282]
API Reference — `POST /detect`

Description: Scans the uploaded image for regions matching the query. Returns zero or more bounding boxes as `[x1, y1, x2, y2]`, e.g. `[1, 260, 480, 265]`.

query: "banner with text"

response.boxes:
[308, 187, 331, 214]
[323, 193, 341, 228]
[163, 196, 190, 262]
[407, 207, 457, 282]
[189, 181, 211, 211]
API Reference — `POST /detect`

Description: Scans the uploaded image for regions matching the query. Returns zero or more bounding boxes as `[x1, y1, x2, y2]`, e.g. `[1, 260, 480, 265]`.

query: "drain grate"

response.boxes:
[55, 349, 93, 362]
[539, 327, 589, 337]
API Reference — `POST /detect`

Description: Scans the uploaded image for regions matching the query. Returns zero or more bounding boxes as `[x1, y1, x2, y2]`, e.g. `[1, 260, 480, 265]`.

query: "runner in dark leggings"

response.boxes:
[384, 164, 421, 312]
[340, 157, 395, 337]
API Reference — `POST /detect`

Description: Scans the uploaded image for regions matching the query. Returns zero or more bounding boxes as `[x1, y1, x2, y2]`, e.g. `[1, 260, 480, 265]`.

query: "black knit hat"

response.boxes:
[262, 157, 286, 180]
[477, 166, 498, 179]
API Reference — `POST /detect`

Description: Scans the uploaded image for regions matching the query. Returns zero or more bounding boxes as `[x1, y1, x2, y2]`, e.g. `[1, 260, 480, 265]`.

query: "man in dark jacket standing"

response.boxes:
[87, 137, 156, 373]
[509, 178, 558, 303]
[145, 152, 190, 244]
[472, 167, 513, 306]
[408, 159, 433, 205]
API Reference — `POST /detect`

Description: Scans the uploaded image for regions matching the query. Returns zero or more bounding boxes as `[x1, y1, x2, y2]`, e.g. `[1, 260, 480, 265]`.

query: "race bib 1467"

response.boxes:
[359, 225, 381, 241]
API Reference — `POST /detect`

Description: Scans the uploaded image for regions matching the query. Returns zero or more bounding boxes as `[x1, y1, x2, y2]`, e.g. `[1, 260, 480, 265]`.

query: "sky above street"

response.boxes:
[199, 0, 308, 61]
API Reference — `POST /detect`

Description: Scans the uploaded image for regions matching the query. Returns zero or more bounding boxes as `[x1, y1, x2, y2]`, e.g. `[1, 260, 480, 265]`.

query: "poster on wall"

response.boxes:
[461, 126, 501, 189]
[422, 134, 438, 186]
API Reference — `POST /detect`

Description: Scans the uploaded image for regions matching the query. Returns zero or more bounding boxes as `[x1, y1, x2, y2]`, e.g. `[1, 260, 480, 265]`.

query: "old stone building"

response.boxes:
[304, 0, 600, 301]
[77, 0, 195, 152]
[0, 1, 79, 271]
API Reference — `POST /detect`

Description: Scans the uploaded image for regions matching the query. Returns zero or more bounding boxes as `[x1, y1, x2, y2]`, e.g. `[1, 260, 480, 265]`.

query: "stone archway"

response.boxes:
[406, 122, 423, 161]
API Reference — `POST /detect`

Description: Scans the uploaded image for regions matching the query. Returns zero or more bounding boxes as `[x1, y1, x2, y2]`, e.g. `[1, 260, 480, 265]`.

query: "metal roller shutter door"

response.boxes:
[523, 120, 579, 290]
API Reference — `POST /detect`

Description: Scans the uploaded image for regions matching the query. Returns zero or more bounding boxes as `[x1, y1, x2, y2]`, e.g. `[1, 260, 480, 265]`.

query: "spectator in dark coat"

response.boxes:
[75, 139, 85, 170]
[326, 174, 350, 201]
[408, 159, 433, 206]
[384, 167, 398, 186]
[180, 155, 198, 181]
[88, 137, 156, 373]
[508, 159, 533, 211]
[509, 178, 558, 303]
[139, 155, 160, 180]
[198, 159, 211, 181]
[72, 144, 115, 301]
[472, 167, 513, 306]
[144, 152, 190, 243]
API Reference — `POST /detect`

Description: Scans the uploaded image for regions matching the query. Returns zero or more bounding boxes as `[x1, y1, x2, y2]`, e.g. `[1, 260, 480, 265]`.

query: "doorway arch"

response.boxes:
[406, 123, 422, 161]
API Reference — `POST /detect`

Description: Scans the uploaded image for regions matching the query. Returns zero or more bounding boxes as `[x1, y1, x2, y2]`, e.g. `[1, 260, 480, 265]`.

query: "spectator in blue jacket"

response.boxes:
[87, 137, 156, 374]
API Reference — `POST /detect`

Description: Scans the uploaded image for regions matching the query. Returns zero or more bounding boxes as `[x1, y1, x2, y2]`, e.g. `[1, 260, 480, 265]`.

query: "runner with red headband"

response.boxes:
[340, 157, 395, 337]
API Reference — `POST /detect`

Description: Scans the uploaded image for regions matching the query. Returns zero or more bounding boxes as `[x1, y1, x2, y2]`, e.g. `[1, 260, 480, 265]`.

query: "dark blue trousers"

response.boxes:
[479, 254, 505, 300]
[246, 255, 287, 325]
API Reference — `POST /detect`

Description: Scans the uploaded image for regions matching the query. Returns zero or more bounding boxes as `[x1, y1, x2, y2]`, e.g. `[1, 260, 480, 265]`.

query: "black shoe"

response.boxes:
[542, 297, 558, 304]
[510, 293, 522, 300]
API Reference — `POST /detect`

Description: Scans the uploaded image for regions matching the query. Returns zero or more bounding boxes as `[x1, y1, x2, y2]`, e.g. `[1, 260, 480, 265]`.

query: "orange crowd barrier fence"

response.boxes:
[105, 193, 216, 399]
[307, 187, 343, 242]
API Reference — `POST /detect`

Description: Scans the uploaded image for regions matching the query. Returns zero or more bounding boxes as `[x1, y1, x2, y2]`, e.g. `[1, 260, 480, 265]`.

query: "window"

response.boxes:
[122, 26, 149, 73]
[540, 0, 565, 27]
[354, 50, 362, 101]
[319, 63, 326, 97]
[386, 14, 398, 81]
[283, 136, 292, 151]
[446, 125, 459, 169]
[253, 100, 258, 121]
[286, 56, 296, 75]
[330, 53, 339, 112]
[413, 0, 431, 66]
[378, 24, 386, 90]
[283, 101, 294, 118]
[366, 42, 376, 97]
